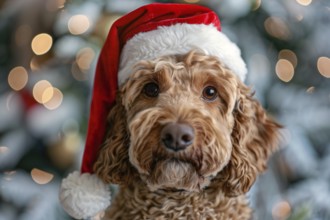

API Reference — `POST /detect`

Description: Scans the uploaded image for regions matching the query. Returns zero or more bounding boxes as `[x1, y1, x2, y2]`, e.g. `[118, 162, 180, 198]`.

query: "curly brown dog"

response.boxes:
[93, 50, 281, 220]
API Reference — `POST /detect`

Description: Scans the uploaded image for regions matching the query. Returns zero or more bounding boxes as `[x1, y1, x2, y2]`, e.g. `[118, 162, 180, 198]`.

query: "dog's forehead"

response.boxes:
[131, 55, 226, 83]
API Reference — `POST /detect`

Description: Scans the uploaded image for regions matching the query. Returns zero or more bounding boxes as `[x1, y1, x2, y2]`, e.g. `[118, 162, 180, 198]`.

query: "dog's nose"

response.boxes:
[161, 122, 194, 151]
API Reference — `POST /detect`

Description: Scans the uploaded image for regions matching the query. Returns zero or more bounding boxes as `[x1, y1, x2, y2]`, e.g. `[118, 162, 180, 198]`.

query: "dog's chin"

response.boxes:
[143, 159, 210, 192]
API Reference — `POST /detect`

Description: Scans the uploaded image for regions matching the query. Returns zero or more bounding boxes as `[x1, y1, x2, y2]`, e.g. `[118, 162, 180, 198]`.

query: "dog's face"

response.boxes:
[94, 51, 280, 196]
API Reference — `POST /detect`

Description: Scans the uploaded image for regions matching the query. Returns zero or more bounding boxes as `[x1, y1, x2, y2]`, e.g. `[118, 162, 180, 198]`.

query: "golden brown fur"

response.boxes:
[93, 51, 281, 219]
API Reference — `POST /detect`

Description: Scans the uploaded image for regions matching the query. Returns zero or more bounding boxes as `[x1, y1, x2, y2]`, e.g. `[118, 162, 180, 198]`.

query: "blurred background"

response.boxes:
[0, 0, 329, 219]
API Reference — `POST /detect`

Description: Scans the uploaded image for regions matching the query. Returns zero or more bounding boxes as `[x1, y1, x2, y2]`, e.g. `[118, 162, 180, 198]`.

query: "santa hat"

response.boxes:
[59, 3, 247, 219]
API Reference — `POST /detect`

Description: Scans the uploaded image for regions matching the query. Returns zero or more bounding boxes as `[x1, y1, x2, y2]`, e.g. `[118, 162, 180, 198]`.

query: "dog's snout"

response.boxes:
[161, 123, 194, 151]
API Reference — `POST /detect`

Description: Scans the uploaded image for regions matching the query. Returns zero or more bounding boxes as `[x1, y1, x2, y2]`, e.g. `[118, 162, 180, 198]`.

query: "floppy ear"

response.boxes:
[93, 94, 137, 185]
[212, 81, 281, 197]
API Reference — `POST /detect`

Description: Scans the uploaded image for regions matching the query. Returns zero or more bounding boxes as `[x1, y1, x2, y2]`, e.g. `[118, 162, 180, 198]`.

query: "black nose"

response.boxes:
[161, 123, 194, 151]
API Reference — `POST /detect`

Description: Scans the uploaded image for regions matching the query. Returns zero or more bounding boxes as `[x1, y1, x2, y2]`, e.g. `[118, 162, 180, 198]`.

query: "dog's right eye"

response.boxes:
[143, 82, 159, 97]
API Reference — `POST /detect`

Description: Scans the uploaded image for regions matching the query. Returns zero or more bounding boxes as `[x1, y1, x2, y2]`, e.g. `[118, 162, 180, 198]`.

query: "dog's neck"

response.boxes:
[104, 182, 252, 219]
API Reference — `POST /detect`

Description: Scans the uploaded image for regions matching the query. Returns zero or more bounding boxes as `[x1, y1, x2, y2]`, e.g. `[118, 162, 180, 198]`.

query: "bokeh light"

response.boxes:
[30, 168, 54, 185]
[0, 146, 9, 154]
[272, 200, 292, 220]
[276, 59, 295, 82]
[32, 80, 53, 103]
[279, 49, 298, 68]
[184, 0, 200, 3]
[317, 56, 330, 78]
[43, 87, 63, 110]
[296, 0, 312, 6]
[42, 86, 54, 103]
[306, 86, 315, 94]
[68, 15, 90, 35]
[31, 33, 53, 55]
[8, 66, 28, 91]
[264, 17, 290, 40]
[76, 47, 95, 71]
[30, 56, 40, 71]
[252, 0, 262, 11]
[57, 0, 66, 8]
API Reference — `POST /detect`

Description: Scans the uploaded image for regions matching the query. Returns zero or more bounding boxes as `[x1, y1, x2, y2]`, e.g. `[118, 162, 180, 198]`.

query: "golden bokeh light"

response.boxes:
[264, 17, 290, 40]
[296, 0, 312, 6]
[317, 56, 330, 78]
[68, 15, 90, 35]
[31, 33, 53, 55]
[306, 86, 315, 94]
[31, 168, 54, 185]
[276, 59, 295, 82]
[184, 0, 200, 3]
[8, 66, 28, 91]
[76, 47, 95, 71]
[272, 200, 292, 220]
[33, 80, 53, 103]
[0, 146, 9, 154]
[42, 86, 54, 103]
[44, 87, 63, 110]
[252, 0, 262, 11]
[30, 56, 40, 71]
[57, 0, 66, 8]
[279, 49, 298, 68]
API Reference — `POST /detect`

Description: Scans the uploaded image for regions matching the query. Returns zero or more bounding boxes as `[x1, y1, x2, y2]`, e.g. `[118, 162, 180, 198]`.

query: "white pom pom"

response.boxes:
[59, 171, 111, 219]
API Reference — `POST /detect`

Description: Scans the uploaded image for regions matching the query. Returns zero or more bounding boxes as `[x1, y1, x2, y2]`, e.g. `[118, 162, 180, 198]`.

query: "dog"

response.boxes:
[92, 50, 281, 219]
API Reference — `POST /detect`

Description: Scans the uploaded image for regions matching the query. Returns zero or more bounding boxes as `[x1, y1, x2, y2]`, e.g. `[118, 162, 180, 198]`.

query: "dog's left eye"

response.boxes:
[143, 82, 159, 97]
[202, 86, 218, 101]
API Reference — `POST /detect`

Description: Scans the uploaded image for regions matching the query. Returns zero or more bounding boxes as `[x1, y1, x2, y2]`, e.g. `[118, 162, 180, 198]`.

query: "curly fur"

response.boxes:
[93, 51, 281, 219]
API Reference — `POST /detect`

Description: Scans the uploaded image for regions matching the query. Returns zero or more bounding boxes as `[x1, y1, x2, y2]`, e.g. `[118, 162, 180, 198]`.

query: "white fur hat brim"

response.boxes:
[118, 23, 247, 85]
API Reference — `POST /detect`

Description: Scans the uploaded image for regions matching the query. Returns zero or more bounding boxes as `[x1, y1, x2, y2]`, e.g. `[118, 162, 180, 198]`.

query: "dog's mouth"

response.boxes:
[141, 157, 211, 192]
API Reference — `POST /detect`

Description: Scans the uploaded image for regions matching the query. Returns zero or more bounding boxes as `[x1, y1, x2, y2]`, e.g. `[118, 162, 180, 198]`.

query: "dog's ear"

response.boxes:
[211, 81, 281, 197]
[93, 94, 136, 185]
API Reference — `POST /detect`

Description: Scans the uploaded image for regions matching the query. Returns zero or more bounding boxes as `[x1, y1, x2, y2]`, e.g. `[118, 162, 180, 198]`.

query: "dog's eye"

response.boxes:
[143, 82, 159, 97]
[202, 86, 218, 101]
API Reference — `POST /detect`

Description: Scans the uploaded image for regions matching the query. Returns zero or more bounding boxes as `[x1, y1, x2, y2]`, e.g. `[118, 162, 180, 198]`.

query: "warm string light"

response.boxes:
[0, 146, 9, 154]
[31, 33, 53, 55]
[33, 80, 53, 103]
[183, 0, 200, 3]
[317, 56, 330, 78]
[30, 56, 40, 71]
[276, 49, 298, 82]
[296, 0, 312, 6]
[57, 0, 66, 9]
[8, 66, 29, 91]
[68, 14, 90, 35]
[252, 0, 262, 11]
[43, 87, 63, 110]
[276, 59, 295, 82]
[272, 200, 292, 220]
[32, 80, 63, 110]
[306, 86, 315, 94]
[30, 168, 54, 185]
[278, 49, 298, 68]
[76, 47, 95, 71]
[264, 17, 290, 40]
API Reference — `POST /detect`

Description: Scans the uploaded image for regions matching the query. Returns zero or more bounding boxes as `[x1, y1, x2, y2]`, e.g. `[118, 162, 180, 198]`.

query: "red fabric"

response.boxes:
[81, 3, 221, 173]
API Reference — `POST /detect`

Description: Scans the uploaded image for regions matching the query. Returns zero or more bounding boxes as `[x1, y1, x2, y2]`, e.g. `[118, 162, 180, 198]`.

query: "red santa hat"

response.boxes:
[59, 3, 247, 219]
